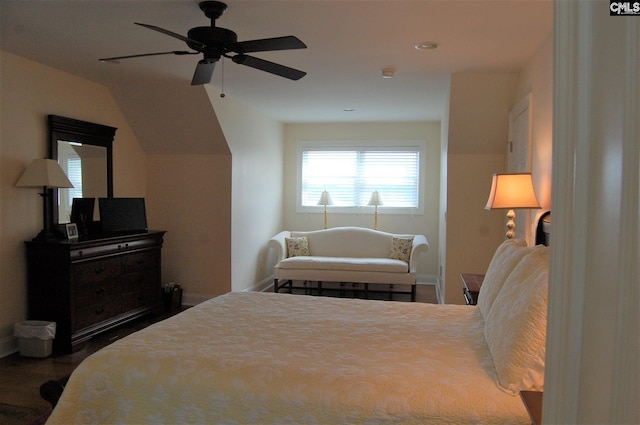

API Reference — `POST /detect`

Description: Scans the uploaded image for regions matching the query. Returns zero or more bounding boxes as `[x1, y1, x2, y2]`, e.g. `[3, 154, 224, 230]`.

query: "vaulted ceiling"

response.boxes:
[1, 1, 553, 124]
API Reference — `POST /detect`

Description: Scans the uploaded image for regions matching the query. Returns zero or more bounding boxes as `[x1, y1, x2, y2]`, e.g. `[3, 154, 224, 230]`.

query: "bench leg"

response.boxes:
[274, 278, 279, 293]
[411, 284, 417, 302]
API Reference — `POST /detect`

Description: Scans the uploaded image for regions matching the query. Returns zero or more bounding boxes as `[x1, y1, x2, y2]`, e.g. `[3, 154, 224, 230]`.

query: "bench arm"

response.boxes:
[268, 231, 291, 264]
[408, 234, 429, 272]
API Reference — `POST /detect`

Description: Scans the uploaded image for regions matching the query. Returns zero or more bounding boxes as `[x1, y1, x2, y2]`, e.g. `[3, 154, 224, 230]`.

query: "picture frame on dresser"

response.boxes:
[64, 223, 78, 240]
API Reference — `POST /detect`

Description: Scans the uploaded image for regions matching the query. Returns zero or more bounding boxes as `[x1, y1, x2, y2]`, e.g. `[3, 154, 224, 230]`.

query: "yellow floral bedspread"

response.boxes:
[47, 292, 529, 424]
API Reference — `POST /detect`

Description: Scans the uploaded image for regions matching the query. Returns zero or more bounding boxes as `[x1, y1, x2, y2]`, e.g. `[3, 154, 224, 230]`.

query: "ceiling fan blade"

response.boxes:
[229, 36, 307, 54]
[232, 55, 306, 80]
[99, 51, 198, 63]
[191, 60, 216, 85]
[135, 23, 207, 50]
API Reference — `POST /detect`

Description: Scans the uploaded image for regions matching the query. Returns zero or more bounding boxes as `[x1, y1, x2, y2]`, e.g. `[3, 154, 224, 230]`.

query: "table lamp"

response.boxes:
[367, 190, 383, 230]
[317, 190, 333, 229]
[485, 173, 540, 239]
[16, 159, 74, 241]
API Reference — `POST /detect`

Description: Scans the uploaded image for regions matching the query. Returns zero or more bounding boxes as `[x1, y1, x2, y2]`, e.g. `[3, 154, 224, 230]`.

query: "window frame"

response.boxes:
[296, 140, 426, 215]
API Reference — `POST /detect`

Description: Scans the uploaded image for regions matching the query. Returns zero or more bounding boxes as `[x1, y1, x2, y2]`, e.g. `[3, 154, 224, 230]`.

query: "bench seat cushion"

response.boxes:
[279, 256, 409, 274]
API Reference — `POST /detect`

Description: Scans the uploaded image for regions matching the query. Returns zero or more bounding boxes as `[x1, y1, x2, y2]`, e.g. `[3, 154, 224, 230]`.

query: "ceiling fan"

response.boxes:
[99, 1, 307, 85]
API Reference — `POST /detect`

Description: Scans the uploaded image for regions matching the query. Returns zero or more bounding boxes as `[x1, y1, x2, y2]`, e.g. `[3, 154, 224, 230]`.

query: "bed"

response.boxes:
[46, 223, 550, 424]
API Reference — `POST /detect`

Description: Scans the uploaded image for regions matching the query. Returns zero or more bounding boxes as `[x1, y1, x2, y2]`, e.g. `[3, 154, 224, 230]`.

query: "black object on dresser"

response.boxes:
[25, 230, 166, 354]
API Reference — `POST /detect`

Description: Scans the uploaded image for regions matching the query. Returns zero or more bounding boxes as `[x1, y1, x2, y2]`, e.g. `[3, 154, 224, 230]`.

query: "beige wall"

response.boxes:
[205, 86, 285, 293]
[514, 33, 553, 213]
[282, 122, 441, 281]
[444, 33, 553, 304]
[445, 72, 519, 304]
[146, 154, 232, 302]
[0, 51, 147, 355]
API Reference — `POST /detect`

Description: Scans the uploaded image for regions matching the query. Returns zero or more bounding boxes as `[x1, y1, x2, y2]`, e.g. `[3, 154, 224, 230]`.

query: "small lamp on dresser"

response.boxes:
[16, 158, 73, 241]
[485, 173, 540, 239]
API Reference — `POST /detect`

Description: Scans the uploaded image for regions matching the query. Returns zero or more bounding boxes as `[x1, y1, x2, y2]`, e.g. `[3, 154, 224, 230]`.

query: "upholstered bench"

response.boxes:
[268, 227, 428, 301]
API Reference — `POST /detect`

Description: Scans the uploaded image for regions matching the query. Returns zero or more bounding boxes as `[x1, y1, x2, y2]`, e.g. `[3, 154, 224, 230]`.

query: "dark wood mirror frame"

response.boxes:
[48, 115, 116, 227]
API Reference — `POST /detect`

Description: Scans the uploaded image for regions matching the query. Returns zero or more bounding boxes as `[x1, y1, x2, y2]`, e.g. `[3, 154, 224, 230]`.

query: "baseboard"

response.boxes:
[435, 282, 445, 304]
[416, 274, 438, 286]
[0, 335, 18, 358]
[181, 292, 216, 307]
[243, 276, 273, 293]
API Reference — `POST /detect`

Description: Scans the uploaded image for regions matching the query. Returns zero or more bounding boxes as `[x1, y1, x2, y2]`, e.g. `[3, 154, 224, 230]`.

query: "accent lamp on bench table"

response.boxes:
[368, 190, 383, 230]
[317, 190, 333, 229]
[16, 158, 74, 241]
[485, 172, 540, 239]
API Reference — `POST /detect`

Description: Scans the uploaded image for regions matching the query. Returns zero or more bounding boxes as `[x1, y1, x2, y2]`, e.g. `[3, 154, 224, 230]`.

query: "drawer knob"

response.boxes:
[95, 287, 105, 295]
[95, 307, 105, 314]
[94, 267, 105, 274]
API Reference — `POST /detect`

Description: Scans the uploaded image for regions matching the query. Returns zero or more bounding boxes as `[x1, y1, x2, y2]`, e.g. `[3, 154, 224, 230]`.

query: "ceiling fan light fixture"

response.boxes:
[414, 41, 439, 50]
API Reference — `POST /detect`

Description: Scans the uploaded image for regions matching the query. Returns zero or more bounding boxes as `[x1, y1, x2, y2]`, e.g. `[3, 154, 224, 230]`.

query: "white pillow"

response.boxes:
[483, 245, 550, 394]
[477, 239, 530, 319]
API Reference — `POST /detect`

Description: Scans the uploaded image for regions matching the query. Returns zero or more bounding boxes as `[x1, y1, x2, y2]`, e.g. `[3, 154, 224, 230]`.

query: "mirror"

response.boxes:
[48, 115, 116, 226]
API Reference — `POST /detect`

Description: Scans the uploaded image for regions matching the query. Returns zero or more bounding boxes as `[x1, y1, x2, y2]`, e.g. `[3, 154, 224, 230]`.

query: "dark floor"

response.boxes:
[0, 285, 437, 425]
[0, 310, 174, 425]
[270, 282, 438, 303]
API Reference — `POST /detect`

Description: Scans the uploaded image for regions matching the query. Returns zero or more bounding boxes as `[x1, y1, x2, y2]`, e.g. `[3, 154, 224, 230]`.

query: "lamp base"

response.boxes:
[505, 209, 516, 239]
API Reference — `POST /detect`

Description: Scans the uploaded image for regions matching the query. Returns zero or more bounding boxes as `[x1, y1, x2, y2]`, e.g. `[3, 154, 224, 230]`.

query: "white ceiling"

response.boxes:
[0, 0, 553, 123]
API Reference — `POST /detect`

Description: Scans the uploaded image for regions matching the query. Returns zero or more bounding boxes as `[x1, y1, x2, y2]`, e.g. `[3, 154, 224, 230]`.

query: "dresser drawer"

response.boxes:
[73, 258, 120, 283]
[73, 278, 120, 306]
[121, 250, 159, 274]
[122, 282, 159, 311]
[75, 302, 118, 330]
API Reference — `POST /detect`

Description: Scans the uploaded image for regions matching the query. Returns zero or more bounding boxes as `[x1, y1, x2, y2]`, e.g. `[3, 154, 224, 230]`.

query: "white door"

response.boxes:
[507, 94, 533, 241]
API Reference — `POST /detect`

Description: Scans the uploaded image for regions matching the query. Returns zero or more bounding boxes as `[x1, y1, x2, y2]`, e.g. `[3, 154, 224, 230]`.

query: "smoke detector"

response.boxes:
[415, 41, 439, 50]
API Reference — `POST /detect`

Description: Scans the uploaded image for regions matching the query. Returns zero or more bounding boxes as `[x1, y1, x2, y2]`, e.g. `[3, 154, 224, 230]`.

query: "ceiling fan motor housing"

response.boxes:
[187, 26, 238, 61]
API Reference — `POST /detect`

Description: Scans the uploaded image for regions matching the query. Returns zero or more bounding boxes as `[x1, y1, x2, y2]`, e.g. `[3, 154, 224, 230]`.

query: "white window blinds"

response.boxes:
[300, 144, 422, 210]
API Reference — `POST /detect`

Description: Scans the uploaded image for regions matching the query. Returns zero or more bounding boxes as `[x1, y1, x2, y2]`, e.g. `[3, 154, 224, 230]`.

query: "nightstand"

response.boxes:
[460, 273, 484, 305]
[520, 391, 543, 425]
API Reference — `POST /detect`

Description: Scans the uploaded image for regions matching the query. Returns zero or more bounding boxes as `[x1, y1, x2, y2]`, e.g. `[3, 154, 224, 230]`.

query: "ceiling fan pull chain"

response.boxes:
[220, 57, 226, 98]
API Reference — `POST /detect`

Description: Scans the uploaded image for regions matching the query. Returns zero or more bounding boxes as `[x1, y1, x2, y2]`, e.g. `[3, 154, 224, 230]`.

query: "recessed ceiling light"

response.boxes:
[380, 68, 395, 79]
[415, 41, 439, 50]
[344, 108, 355, 112]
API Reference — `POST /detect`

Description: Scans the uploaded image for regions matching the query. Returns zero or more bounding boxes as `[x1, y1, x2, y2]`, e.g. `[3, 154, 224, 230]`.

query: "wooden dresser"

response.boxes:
[25, 230, 165, 354]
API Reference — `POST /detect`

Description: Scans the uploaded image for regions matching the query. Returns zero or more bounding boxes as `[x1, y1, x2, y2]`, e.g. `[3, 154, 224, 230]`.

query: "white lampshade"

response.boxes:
[485, 173, 540, 210]
[317, 190, 333, 206]
[367, 191, 383, 206]
[16, 159, 74, 189]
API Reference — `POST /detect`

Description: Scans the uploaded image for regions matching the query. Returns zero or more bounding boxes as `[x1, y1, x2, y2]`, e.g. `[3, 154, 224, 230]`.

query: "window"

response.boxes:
[57, 145, 83, 222]
[297, 141, 424, 214]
